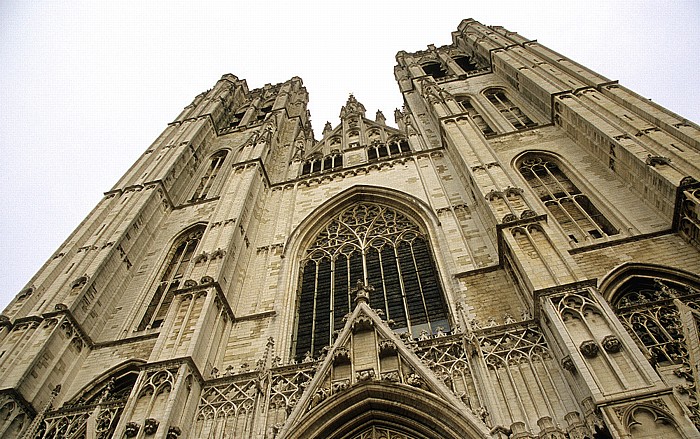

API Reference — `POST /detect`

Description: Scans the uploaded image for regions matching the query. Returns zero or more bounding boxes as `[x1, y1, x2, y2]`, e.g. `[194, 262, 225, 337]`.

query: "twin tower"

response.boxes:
[1, 19, 700, 439]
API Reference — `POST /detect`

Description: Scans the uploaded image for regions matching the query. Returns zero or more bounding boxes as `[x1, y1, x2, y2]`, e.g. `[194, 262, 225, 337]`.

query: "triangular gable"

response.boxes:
[277, 284, 491, 438]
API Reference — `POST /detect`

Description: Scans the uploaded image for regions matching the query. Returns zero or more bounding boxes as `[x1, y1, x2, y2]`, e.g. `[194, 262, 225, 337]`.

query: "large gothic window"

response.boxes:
[190, 150, 228, 202]
[613, 277, 700, 366]
[611, 275, 700, 429]
[138, 225, 205, 330]
[293, 203, 450, 360]
[518, 155, 618, 243]
[483, 88, 536, 130]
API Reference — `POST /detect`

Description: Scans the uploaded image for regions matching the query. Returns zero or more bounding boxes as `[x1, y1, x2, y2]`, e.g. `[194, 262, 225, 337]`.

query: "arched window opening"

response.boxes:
[453, 55, 478, 73]
[456, 96, 495, 136]
[367, 140, 410, 162]
[138, 226, 205, 330]
[603, 268, 700, 433]
[47, 368, 140, 439]
[422, 62, 447, 79]
[519, 156, 618, 243]
[67, 369, 139, 408]
[190, 150, 228, 202]
[484, 88, 536, 130]
[301, 154, 343, 176]
[293, 203, 450, 361]
[302, 161, 312, 175]
[613, 277, 700, 366]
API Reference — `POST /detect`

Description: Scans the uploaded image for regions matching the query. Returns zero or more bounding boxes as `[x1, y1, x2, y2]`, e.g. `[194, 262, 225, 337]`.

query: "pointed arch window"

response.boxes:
[518, 155, 618, 243]
[456, 96, 495, 136]
[612, 277, 700, 366]
[138, 225, 205, 330]
[609, 274, 700, 429]
[293, 203, 450, 360]
[484, 88, 536, 130]
[190, 150, 228, 202]
[367, 139, 410, 161]
[301, 154, 343, 176]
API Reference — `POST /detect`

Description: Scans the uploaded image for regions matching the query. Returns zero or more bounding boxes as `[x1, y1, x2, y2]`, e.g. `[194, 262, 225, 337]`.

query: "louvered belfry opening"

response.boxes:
[292, 203, 450, 360]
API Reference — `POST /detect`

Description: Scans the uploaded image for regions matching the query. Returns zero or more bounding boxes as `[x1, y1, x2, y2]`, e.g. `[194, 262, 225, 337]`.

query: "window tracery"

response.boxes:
[36, 369, 139, 439]
[483, 88, 536, 130]
[348, 425, 422, 439]
[612, 276, 700, 428]
[138, 225, 205, 330]
[293, 203, 450, 360]
[518, 155, 618, 243]
[456, 96, 495, 136]
[613, 278, 699, 366]
[190, 150, 228, 202]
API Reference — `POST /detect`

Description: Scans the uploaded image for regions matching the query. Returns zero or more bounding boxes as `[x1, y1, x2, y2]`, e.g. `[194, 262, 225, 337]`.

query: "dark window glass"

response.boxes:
[138, 226, 205, 330]
[292, 203, 450, 360]
[191, 151, 227, 201]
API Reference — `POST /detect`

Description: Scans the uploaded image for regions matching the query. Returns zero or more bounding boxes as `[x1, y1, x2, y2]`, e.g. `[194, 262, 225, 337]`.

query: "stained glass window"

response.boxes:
[293, 203, 449, 360]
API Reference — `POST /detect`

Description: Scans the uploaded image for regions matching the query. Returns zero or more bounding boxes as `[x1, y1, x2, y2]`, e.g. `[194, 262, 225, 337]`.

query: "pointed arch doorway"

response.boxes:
[283, 382, 488, 439]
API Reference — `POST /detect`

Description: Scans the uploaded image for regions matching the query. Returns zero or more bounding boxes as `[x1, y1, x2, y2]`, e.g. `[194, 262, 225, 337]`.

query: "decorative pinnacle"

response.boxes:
[352, 280, 374, 306]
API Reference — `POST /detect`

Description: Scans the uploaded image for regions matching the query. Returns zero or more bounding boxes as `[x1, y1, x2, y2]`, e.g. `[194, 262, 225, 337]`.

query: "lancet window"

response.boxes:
[484, 88, 536, 130]
[456, 96, 495, 136]
[301, 154, 343, 175]
[366, 139, 410, 161]
[190, 150, 228, 202]
[612, 277, 700, 366]
[518, 155, 618, 243]
[138, 225, 205, 330]
[293, 203, 450, 360]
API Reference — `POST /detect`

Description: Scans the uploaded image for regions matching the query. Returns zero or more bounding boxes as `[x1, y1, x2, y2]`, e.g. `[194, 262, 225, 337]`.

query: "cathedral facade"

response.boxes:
[1, 19, 700, 439]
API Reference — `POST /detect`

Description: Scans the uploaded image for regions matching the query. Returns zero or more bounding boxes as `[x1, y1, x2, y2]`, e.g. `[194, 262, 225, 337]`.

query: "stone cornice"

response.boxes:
[567, 229, 674, 255]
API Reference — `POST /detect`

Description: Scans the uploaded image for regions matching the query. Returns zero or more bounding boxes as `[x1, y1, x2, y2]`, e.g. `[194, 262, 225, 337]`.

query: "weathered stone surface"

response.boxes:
[1, 18, 699, 439]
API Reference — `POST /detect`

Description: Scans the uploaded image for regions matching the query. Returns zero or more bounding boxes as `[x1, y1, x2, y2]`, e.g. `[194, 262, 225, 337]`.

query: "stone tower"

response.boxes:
[1, 19, 699, 439]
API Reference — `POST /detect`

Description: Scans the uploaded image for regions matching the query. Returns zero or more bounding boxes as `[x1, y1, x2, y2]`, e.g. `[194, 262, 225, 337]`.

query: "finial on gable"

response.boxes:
[352, 280, 374, 306]
[340, 94, 366, 120]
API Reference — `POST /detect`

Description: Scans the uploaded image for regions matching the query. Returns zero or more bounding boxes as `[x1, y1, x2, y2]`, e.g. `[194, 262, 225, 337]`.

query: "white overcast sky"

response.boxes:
[1, 1, 698, 311]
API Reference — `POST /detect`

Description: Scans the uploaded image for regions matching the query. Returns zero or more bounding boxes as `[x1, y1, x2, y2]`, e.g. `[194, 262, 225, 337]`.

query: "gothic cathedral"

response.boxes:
[2, 19, 700, 439]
